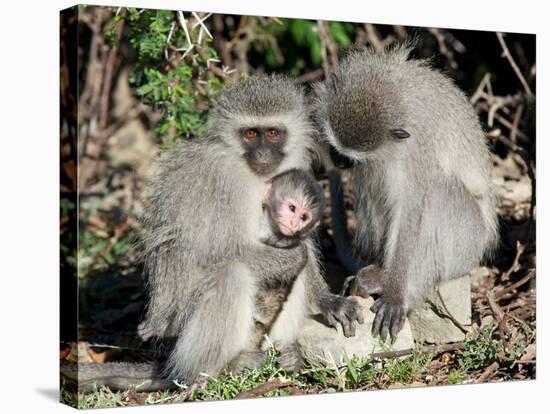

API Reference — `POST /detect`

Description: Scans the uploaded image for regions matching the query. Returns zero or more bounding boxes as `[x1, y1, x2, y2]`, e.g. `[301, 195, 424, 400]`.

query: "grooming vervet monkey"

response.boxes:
[260, 168, 325, 249]
[313, 44, 498, 342]
[133, 74, 363, 383]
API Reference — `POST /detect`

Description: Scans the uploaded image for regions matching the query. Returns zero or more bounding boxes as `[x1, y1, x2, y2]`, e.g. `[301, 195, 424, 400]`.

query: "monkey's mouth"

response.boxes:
[247, 160, 279, 176]
[277, 222, 297, 237]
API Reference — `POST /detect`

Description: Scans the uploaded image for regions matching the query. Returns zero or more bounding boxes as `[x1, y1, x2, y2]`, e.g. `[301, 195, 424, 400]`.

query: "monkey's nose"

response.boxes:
[256, 150, 266, 160]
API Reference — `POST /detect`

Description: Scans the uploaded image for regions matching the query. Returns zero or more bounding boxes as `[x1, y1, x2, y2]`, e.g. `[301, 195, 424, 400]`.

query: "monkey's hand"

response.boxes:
[342, 264, 384, 297]
[371, 297, 408, 343]
[319, 293, 364, 337]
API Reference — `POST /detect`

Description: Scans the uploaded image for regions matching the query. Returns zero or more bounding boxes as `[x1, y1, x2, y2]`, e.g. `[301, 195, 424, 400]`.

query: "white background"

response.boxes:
[0, 0, 545, 413]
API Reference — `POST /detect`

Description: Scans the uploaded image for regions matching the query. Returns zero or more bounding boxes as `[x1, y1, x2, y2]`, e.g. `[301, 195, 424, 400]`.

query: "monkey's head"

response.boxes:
[263, 169, 325, 238]
[213, 75, 313, 177]
[313, 47, 412, 166]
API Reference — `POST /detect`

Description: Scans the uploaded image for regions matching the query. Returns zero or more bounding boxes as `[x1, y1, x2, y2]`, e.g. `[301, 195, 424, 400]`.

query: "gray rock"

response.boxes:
[298, 297, 414, 365]
[108, 119, 155, 169]
[408, 274, 472, 344]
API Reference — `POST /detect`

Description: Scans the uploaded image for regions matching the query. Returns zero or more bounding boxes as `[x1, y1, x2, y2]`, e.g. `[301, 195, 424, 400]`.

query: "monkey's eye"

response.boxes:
[245, 129, 258, 141]
[288, 203, 296, 213]
[390, 128, 410, 140]
[266, 129, 279, 141]
[300, 213, 309, 222]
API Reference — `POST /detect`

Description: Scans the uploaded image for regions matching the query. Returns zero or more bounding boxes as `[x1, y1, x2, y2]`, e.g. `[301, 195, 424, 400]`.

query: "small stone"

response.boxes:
[408, 274, 472, 344]
[298, 297, 414, 366]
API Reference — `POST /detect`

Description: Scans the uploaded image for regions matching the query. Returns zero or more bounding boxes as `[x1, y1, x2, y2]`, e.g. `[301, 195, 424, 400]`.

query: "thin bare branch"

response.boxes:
[496, 32, 533, 96]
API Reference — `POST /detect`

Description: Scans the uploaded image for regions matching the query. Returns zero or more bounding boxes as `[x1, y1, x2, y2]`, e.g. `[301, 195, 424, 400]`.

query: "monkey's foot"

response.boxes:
[276, 343, 303, 372]
[346, 265, 384, 297]
[371, 298, 407, 342]
[226, 350, 267, 373]
[320, 294, 365, 338]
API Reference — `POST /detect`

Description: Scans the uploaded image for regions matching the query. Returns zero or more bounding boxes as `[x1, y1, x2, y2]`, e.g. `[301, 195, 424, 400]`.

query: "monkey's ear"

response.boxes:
[389, 128, 410, 139]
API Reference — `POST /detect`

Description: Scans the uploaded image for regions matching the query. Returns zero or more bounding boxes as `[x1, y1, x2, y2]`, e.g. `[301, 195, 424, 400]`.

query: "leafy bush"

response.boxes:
[113, 9, 227, 144]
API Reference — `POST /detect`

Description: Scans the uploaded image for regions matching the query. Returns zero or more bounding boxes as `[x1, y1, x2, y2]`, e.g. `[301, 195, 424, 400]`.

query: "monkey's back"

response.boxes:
[344, 46, 498, 265]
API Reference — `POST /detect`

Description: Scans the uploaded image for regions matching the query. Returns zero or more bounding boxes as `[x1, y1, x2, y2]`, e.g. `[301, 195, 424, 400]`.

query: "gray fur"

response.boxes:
[139, 74, 362, 383]
[314, 44, 498, 341]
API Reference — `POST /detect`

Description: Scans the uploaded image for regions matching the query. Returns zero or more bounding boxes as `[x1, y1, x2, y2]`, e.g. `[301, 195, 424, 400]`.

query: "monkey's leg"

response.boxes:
[166, 263, 257, 382]
[138, 250, 184, 340]
[245, 242, 309, 286]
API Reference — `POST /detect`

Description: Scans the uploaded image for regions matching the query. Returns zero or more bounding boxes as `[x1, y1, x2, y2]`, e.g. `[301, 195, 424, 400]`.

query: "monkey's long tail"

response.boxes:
[328, 169, 361, 276]
[61, 360, 177, 393]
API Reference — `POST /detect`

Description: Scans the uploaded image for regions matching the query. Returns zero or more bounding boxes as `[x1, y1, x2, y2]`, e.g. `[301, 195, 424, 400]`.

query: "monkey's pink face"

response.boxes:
[277, 197, 312, 236]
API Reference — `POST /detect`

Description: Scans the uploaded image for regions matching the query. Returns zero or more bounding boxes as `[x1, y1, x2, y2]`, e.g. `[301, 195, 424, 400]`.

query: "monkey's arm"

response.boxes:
[260, 233, 300, 249]
[303, 242, 364, 337]
[351, 201, 421, 342]
[239, 242, 309, 285]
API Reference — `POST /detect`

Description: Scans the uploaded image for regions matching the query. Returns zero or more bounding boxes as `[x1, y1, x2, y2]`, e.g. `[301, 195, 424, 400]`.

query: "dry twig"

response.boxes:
[236, 377, 292, 399]
[496, 32, 533, 97]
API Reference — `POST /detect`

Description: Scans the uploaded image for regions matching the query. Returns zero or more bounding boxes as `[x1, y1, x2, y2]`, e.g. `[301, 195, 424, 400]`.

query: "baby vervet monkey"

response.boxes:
[260, 168, 325, 249]
[242, 169, 328, 372]
[314, 44, 498, 342]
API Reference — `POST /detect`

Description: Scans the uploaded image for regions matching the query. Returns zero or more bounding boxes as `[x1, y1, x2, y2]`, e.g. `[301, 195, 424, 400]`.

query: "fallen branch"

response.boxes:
[494, 269, 535, 300]
[236, 377, 292, 399]
[477, 361, 499, 383]
[369, 342, 465, 359]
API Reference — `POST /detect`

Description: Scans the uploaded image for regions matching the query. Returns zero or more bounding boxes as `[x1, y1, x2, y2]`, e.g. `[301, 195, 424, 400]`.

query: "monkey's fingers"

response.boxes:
[348, 298, 364, 325]
[325, 312, 339, 330]
[370, 298, 381, 313]
[356, 307, 365, 325]
[372, 303, 386, 340]
[372, 303, 407, 343]
[380, 311, 393, 343]
[390, 309, 407, 342]
[342, 317, 356, 338]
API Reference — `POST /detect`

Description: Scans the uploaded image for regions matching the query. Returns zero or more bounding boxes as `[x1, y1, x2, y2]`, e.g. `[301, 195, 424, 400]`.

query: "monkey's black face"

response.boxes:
[240, 127, 287, 176]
